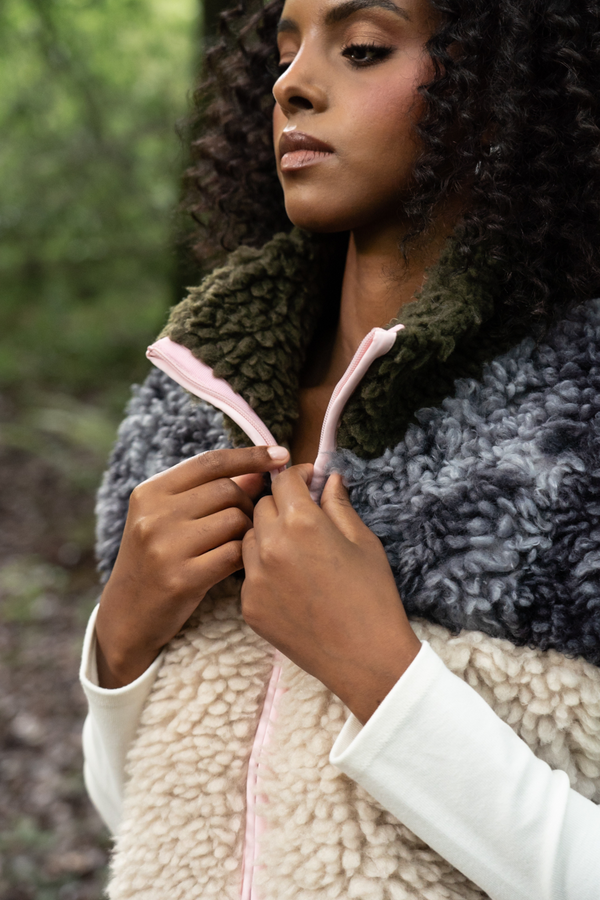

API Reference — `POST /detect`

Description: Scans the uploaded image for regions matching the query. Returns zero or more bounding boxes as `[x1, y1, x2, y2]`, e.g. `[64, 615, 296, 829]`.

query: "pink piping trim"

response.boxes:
[146, 324, 405, 900]
[240, 651, 285, 900]
[310, 323, 404, 500]
[147, 338, 278, 449]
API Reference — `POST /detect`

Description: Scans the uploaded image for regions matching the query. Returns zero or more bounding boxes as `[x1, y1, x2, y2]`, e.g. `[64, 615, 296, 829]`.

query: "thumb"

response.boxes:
[320, 473, 364, 542]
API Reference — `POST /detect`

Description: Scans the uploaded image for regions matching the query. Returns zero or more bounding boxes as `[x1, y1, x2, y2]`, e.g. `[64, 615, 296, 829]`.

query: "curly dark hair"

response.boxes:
[182, 0, 600, 318]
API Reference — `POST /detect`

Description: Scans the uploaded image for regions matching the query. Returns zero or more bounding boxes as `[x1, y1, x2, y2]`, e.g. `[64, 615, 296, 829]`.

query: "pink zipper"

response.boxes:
[147, 326, 403, 498]
[309, 323, 404, 499]
[146, 323, 404, 900]
[240, 651, 286, 900]
[147, 338, 278, 448]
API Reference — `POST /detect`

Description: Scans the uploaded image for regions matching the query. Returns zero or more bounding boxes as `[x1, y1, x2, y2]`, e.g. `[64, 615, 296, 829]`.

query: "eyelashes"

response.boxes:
[340, 42, 394, 67]
[271, 41, 394, 78]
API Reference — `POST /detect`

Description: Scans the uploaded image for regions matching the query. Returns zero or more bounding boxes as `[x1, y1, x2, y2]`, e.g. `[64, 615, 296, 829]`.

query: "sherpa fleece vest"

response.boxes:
[96, 231, 600, 899]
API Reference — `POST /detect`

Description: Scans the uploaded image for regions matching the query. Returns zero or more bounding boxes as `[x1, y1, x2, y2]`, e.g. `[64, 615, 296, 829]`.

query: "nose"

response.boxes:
[272, 55, 327, 116]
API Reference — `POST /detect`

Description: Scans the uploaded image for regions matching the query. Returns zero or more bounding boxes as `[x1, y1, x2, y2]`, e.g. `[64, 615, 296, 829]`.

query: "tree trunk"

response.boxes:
[203, 0, 229, 40]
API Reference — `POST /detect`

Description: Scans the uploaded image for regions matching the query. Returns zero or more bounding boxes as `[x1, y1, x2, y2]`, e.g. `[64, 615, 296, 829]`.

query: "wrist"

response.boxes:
[95, 635, 160, 689]
[336, 632, 422, 725]
[95, 603, 160, 688]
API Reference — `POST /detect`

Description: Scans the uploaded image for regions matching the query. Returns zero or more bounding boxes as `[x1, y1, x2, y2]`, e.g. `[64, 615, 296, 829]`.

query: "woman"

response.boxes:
[80, 0, 600, 897]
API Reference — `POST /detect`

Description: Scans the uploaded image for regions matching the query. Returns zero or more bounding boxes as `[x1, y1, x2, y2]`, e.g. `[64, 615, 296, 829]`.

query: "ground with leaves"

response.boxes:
[0, 393, 115, 899]
[0, 0, 248, 894]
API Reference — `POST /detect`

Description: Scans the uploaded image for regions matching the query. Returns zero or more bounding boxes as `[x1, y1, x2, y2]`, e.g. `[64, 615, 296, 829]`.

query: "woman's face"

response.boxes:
[273, 0, 439, 235]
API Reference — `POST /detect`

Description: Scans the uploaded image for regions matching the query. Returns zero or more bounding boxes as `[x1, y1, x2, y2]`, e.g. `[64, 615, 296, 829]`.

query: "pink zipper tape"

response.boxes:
[310, 324, 404, 500]
[240, 652, 286, 900]
[147, 337, 278, 448]
[147, 325, 404, 900]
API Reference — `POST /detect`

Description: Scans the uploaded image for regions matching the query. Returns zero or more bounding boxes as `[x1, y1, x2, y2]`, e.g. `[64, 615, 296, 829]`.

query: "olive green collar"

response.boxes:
[161, 229, 522, 458]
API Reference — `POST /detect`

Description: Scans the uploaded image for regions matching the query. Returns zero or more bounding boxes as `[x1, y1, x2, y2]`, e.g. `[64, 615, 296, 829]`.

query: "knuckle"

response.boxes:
[218, 478, 243, 505]
[162, 569, 188, 600]
[145, 538, 170, 569]
[254, 495, 270, 515]
[129, 482, 148, 509]
[221, 540, 243, 568]
[199, 449, 225, 478]
[132, 511, 161, 545]
[240, 590, 260, 629]
[286, 506, 314, 534]
[258, 535, 279, 566]
[224, 506, 250, 533]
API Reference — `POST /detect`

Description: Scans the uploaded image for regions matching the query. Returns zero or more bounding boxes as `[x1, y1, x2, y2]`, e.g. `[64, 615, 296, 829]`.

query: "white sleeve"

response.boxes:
[79, 605, 164, 835]
[330, 641, 600, 900]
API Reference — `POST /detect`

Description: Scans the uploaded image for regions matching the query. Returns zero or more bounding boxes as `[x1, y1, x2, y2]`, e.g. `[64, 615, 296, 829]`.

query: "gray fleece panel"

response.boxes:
[95, 368, 230, 584]
[96, 303, 600, 666]
[331, 300, 600, 665]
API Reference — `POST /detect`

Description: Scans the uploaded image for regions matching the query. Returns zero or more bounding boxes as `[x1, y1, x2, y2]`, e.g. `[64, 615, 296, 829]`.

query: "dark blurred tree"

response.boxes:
[203, 0, 228, 38]
[0, 0, 198, 407]
[171, 0, 232, 304]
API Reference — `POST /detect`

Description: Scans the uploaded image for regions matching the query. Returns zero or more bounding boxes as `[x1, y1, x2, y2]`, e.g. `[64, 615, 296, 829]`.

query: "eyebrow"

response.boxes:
[324, 0, 410, 25]
[277, 0, 410, 34]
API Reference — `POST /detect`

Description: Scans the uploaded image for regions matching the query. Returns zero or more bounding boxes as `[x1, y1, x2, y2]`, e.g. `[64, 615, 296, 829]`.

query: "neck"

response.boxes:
[328, 213, 459, 382]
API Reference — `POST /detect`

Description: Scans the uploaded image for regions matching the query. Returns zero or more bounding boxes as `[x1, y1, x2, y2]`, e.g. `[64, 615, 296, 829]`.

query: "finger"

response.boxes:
[153, 446, 290, 494]
[180, 477, 255, 520]
[240, 528, 260, 584]
[319, 473, 365, 543]
[270, 463, 314, 512]
[251, 495, 277, 538]
[241, 527, 257, 565]
[185, 507, 253, 556]
[189, 539, 245, 586]
[231, 472, 268, 500]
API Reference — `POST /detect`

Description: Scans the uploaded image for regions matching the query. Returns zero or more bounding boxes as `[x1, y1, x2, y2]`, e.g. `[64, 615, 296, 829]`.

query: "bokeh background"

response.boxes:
[0, 1, 230, 896]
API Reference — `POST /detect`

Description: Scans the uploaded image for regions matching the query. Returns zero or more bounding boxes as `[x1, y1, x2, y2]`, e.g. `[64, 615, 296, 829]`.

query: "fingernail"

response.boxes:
[267, 445, 289, 461]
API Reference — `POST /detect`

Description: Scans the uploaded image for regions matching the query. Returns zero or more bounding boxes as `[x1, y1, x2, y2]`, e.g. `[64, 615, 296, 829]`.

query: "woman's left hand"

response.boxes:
[241, 465, 421, 724]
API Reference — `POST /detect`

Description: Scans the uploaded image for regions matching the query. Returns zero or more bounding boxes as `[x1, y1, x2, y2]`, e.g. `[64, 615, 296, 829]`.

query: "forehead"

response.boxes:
[278, 0, 415, 30]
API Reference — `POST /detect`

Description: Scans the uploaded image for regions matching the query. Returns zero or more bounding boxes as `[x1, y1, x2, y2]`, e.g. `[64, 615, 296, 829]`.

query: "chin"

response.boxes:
[284, 200, 357, 235]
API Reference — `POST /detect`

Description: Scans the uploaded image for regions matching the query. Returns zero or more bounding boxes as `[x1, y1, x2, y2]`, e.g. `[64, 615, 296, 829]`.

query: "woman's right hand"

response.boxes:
[94, 445, 289, 688]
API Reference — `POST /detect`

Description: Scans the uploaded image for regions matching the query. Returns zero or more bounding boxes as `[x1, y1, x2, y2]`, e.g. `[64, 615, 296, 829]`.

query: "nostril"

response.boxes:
[290, 96, 313, 111]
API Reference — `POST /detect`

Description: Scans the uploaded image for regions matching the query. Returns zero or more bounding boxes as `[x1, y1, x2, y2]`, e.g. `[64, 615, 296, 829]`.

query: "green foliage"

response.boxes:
[0, 556, 68, 622]
[0, 0, 199, 406]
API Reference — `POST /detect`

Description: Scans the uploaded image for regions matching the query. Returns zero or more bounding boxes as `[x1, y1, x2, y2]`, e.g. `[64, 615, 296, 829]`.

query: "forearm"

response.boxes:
[331, 641, 600, 900]
[80, 605, 164, 833]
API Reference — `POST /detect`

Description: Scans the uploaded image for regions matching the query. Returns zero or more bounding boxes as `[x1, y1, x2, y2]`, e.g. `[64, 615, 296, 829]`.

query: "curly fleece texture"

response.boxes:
[161, 230, 523, 458]
[96, 237, 600, 897]
[107, 581, 600, 900]
[332, 300, 600, 666]
[95, 368, 231, 585]
[99, 300, 600, 667]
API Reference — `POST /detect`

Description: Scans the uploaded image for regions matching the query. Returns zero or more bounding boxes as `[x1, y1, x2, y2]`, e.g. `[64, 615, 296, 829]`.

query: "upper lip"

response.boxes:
[279, 131, 334, 158]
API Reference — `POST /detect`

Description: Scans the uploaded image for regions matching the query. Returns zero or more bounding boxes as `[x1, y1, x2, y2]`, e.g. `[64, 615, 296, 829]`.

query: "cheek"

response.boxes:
[358, 82, 422, 159]
[273, 102, 287, 185]
[273, 103, 286, 151]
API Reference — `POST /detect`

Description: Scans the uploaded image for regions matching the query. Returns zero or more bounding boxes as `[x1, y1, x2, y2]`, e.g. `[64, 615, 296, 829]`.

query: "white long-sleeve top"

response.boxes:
[80, 605, 600, 900]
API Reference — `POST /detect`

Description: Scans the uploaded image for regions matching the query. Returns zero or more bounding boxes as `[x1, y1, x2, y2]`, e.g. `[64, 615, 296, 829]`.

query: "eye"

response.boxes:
[341, 42, 393, 66]
[267, 54, 292, 78]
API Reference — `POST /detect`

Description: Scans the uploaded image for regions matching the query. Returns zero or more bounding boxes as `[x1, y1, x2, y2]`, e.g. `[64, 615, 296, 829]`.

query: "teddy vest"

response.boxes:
[96, 230, 600, 900]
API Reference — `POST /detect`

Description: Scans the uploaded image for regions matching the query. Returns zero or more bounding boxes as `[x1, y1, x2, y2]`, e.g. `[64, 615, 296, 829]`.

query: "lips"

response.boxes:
[279, 131, 334, 171]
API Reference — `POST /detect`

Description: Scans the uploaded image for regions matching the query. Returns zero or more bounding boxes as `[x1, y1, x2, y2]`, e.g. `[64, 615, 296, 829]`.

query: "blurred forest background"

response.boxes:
[0, 0, 230, 896]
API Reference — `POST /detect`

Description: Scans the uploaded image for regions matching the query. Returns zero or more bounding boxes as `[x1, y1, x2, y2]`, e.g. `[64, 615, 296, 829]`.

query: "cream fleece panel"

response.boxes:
[417, 622, 600, 803]
[254, 620, 600, 900]
[107, 577, 274, 900]
[104, 604, 600, 900]
[330, 636, 600, 900]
